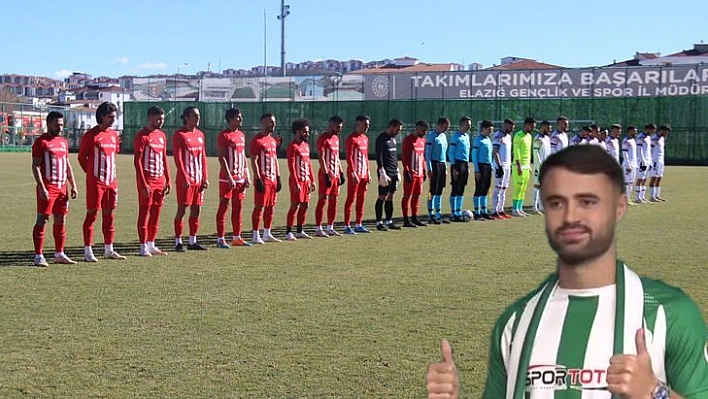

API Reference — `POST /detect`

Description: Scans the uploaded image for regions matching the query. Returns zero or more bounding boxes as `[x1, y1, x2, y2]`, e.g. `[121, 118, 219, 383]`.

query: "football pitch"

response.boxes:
[0, 152, 706, 398]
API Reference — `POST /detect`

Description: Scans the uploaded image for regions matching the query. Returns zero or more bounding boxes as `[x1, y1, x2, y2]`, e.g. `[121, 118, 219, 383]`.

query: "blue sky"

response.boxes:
[7, 0, 707, 79]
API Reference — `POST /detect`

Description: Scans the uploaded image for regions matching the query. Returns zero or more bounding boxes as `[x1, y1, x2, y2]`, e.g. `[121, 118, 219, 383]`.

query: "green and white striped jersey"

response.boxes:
[482, 264, 708, 399]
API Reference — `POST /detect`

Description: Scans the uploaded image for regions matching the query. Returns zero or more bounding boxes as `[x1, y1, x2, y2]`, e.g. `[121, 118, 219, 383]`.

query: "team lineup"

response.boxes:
[30, 102, 671, 266]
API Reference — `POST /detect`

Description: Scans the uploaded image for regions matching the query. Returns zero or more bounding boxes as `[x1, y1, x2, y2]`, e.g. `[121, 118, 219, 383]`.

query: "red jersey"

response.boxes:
[249, 133, 278, 182]
[32, 133, 70, 187]
[287, 140, 314, 183]
[172, 127, 208, 186]
[317, 132, 340, 177]
[134, 127, 170, 188]
[402, 134, 426, 177]
[345, 132, 370, 180]
[77, 126, 119, 188]
[217, 129, 249, 182]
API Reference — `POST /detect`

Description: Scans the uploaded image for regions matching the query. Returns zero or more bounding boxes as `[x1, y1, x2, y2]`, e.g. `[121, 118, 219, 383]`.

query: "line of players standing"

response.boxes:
[29, 102, 671, 266]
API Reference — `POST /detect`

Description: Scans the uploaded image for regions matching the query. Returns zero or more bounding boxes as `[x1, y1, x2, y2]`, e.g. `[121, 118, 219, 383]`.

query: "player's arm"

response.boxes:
[471, 141, 480, 175]
[513, 135, 522, 174]
[133, 135, 150, 197]
[286, 144, 298, 183]
[345, 135, 358, 183]
[161, 140, 171, 194]
[200, 136, 209, 189]
[317, 136, 329, 176]
[172, 133, 188, 186]
[77, 132, 91, 173]
[31, 156, 48, 201]
[375, 135, 385, 172]
[424, 132, 434, 172]
[217, 141, 235, 189]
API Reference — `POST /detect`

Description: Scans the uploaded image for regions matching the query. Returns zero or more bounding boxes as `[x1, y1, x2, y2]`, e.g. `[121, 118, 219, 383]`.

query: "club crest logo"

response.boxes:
[371, 76, 389, 98]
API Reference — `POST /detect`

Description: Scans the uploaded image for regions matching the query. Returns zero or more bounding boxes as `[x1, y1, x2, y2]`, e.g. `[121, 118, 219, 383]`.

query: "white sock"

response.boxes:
[147, 241, 156, 249]
[35, 253, 45, 260]
[54, 251, 65, 258]
[85, 246, 94, 256]
[104, 243, 113, 254]
[232, 235, 241, 241]
[264, 228, 271, 236]
[252, 230, 261, 241]
[188, 235, 197, 245]
[140, 243, 148, 252]
[175, 237, 182, 245]
[327, 224, 334, 230]
[657, 187, 661, 197]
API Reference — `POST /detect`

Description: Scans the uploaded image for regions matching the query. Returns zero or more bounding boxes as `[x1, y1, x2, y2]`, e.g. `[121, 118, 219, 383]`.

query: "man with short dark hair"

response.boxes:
[425, 117, 450, 224]
[250, 113, 282, 244]
[634, 123, 656, 203]
[491, 119, 514, 219]
[216, 108, 251, 248]
[531, 120, 552, 214]
[511, 117, 535, 217]
[649, 124, 671, 202]
[448, 117, 472, 221]
[315, 116, 346, 235]
[426, 145, 708, 399]
[622, 125, 638, 204]
[134, 105, 171, 256]
[31, 111, 78, 266]
[606, 124, 622, 163]
[343, 115, 372, 234]
[401, 120, 428, 227]
[374, 118, 403, 230]
[78, 101, 125, 261]
[471, 120, 494, 221]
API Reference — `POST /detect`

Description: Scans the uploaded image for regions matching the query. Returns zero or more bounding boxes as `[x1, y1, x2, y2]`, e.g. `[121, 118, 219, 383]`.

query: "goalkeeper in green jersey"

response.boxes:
[427, 145, 708, 399]
[511, 117, 535, 217]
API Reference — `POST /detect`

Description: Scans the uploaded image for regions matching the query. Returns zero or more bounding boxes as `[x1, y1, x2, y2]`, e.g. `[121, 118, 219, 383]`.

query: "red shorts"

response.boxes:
[37, 185, 69, 216]
[403, 176, 424, 196]
[219, 180, 247, 200]
[86, 183, 118, 211]
[138, 186, 166, 206]
[176, 183, 205, 206]
[254, 180, 277, 207]
[289, 179, 311, 203]
[318, 171, 340, 197]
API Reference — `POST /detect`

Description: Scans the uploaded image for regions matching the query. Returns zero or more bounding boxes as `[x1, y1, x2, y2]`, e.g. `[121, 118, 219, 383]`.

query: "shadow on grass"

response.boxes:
[0, 217, 426, 267]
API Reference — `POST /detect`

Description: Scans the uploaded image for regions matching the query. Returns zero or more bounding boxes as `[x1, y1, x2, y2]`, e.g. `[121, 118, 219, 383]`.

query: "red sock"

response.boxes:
[216, 201, 229, 238]
[174, 218, 184, 238]
[147, 205, 161, 242]
[297, 204, 308, 226]
[188, 216, 199, 236]
[411, 195, 420, 216]
[401, 196, 410, 217]
[102, 211, 115, 245]
[326, 197, 337, 225]
[53, 223, 65, 253]
[286, 206, 296, 230]
[32, 224, 45, 255]
[231, 199, 243, 237]
[252, 207, 262, 231]
[137, 205, 149, 243]
[263, 206, 274, 229]
[315, 198, 326, 225]
[83, 211, 97, 246]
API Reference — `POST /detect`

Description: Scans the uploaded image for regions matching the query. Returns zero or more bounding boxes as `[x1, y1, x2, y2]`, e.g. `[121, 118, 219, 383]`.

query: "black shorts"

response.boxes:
[450, 161, 469, 196]
[378, 173, 399, 196]
[429, 161, 446, 195]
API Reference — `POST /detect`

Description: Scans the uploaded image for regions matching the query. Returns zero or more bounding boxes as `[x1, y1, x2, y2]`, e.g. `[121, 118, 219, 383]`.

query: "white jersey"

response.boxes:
[605, 137, 620, 163]
[492, 130, 512, 167]
[636, 132, 652, 167]
[533, 134, 551, 166]
[650, 133, 665, 164]
[569, 134, 588, 146]
[587, 137, 600, 146]
[621, 137, 638, 168]
[597, 139, 607, 151]
[550, 130, 568, 154]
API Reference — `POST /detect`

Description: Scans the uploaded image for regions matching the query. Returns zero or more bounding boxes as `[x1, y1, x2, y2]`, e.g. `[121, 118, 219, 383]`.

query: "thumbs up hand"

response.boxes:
[426, 339, 459, 399]
[606, 328, 659, 398]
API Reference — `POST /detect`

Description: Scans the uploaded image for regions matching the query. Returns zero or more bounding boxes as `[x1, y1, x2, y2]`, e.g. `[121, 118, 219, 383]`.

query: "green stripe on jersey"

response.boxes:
[555, 295, 599, 399]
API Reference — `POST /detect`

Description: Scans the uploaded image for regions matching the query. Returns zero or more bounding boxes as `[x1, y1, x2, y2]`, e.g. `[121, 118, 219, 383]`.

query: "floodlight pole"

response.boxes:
[277, 0, 290, 77]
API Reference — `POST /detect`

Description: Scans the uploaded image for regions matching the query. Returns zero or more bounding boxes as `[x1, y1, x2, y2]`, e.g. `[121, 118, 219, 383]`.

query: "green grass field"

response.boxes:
[0, 152, 706, 398]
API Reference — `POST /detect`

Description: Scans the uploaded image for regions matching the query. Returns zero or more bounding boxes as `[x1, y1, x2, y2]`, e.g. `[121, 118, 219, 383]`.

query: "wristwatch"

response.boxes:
[652, 380, 670, 399]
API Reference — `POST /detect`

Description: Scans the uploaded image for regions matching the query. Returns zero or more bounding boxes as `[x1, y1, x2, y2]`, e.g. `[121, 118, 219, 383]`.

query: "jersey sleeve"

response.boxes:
[424, 132, 434, 171]
[31, 137, 43, 159]
[661, 288, 708, 397]
[77, 130, 92, 172]
[471, 137, 480, 172]
[286, 142, 297, 182]
[375, 134, 385, 170]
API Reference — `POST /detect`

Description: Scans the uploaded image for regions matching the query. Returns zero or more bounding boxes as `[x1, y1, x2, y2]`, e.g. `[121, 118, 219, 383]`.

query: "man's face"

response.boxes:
[660, 129, 669, 138]
[542, 168, 626, 266]
[503, 122, 514, 134]
[186, 109, 200, 128]
[628, 128, 637, 138]
[459, 120, 471, 133]
[229, 113, 243, 130]
[611, 128, 620, 138]
[540, 124, 550, 134]
[48, 117, 64, 136]
[101, 111, 117, 128]
[558, 119, 568, 132]
[298, 125, 310, 141]
[329, 121, 343, 135]
[148, 113, 164, 130]
[524, 122, 535, 133]
[437, 122, 450, 133]
[261, 115, 276, 133]
[388, 124, 402, 136]
[416, 127, 428, 138]
[356, 119, 370, 134]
